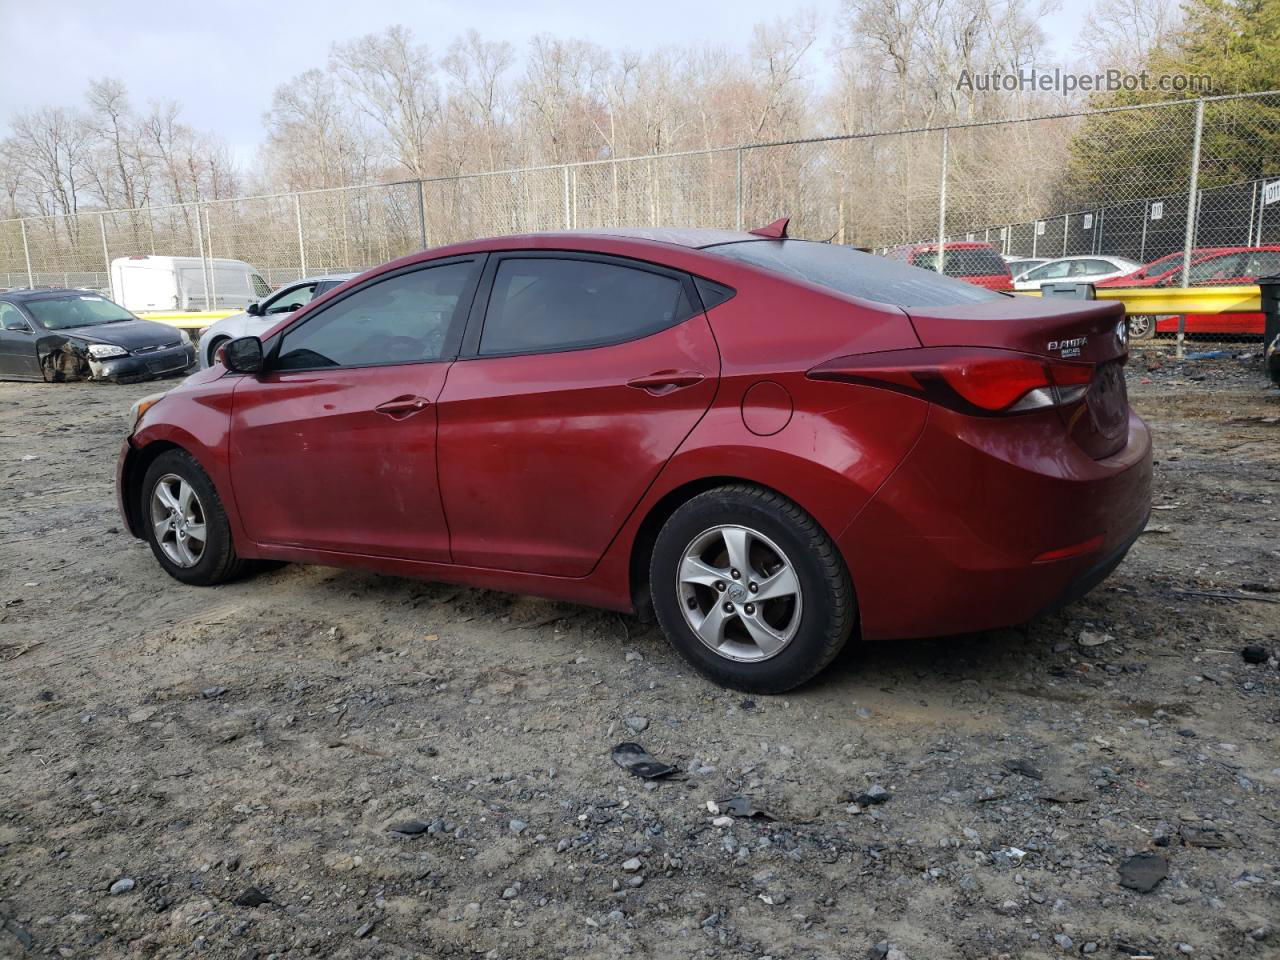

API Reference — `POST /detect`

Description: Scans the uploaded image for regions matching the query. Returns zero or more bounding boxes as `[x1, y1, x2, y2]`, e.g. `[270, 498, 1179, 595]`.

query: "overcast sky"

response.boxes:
[0, 0, 1090, 166]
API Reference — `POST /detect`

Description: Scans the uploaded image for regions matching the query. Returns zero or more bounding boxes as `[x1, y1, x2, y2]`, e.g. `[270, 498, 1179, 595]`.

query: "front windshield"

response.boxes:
[25, 294, 136, 330]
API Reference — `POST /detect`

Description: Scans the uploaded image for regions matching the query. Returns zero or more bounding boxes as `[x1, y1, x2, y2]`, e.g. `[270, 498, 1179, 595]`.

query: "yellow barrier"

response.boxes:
[136, 310, 240, 331]
[1016, 284, 1260, 314]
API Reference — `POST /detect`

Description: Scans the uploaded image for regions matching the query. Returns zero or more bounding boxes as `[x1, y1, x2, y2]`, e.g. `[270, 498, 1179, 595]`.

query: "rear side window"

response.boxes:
[709, 240, 1001, 307]
[276, 262, 473, 370]
[480, 257, 692, 356]
[912, 246, 1009, 278]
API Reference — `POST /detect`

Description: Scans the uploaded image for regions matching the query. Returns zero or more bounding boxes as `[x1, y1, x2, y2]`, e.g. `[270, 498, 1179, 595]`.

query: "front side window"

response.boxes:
[479, 257, 691, 356]
[1026, 260, 1072, 281]
[275, 263, 473, 370]
[264, 283, 318, 315]
[1187, 254, 1245, 285]
[0, 302, 28, 330]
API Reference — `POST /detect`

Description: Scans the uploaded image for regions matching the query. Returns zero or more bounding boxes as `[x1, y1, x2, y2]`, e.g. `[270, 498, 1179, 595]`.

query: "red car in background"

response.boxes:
[1099, 246, 1280, 338]
[117, 227, 1150, 693]
[887, 242, 1014, 291]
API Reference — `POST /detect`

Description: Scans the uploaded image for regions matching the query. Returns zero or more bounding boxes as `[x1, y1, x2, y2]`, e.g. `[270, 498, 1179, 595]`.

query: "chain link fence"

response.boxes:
[4, 91, 1280, 343]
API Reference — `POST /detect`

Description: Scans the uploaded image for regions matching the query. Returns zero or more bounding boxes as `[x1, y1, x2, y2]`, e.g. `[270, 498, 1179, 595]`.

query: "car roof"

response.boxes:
[559, 227, 761, 248]
[0, 288, 104, 302]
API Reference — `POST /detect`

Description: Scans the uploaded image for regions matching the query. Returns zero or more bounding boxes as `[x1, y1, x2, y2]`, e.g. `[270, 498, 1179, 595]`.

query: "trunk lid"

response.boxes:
[906, 297, 1131, 459]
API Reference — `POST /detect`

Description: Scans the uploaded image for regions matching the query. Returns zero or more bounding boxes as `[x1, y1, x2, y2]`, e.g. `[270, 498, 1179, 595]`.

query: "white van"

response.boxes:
[110, 256, 272, 312]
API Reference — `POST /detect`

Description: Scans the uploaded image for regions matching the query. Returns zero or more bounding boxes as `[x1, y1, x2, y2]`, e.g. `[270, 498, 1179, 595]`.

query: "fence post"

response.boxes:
[936, 128, 948, 274]
[20, 218, 33, 288]
[1139, 201, 1149, 262]
[1247, 180, 1258, 245]
[205, 204, 217, 308]
[735, 148, 744, 231]
[99, 214, 110, 295]
[562, 165, 571, 229]
[416, 180, 428, 250]
[1177, 98, 1205, 360]
[1062, 214, 1069, 256]
[294, 194, 307, 278]
[194, 204, 211, 310]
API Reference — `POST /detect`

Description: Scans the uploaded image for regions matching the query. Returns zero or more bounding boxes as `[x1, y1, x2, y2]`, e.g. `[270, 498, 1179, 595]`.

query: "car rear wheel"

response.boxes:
[650, 484, 855, 693]
[142, 449, 249, 585]
[1127, 315, 1156, 340]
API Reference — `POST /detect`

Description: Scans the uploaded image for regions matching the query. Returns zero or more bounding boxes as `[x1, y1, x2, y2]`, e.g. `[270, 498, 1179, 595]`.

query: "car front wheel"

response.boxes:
[650, 484, 855, 693]
[205, 336, 229, 368]
[141, 449, 249, 585]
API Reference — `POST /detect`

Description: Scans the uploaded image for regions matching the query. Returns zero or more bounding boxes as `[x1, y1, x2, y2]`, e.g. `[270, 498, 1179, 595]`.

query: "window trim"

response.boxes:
[458, 250, 702, 360]
[261, 256, 485, 374]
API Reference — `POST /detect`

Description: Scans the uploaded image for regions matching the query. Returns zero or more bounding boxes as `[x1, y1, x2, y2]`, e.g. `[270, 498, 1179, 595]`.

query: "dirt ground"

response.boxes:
[1, 344, 1277, 960]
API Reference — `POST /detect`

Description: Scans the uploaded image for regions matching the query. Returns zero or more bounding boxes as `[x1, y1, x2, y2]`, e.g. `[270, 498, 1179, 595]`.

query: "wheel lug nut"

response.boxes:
[722, 602, 734, 613]
[731, 568, 740, 579]
[749, 583, 758, 593]
[744, 603, 755, 615]
[715, 581, 726, 591]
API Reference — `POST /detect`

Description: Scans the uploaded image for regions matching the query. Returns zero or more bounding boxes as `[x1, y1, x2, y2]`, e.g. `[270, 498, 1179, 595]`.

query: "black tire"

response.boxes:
[141, 449, 250, 585]
[1127, 315, 1156, 341]
[649, 484, 855, 693]
[205, 336, 229, 368]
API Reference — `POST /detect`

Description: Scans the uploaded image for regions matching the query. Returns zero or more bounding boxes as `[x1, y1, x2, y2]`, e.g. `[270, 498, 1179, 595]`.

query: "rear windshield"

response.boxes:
[24, 294, 135, 330]
[707, 240, 1002, 307]
[911, 246, 1010, 278]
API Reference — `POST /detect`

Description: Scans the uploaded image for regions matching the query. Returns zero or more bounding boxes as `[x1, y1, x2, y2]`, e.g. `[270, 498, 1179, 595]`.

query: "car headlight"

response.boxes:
[127, 392, 168, 432]
[87, 343, 128, 359]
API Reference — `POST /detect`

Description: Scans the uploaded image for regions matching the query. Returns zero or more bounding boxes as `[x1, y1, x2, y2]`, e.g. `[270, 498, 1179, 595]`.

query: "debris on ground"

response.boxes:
[232, 886, 272, 907]
[1118, 853, 1169, 893]
[611, 741, 678, 779]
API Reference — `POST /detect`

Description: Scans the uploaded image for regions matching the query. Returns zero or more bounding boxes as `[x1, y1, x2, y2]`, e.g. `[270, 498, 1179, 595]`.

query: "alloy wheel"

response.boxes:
[150, 473, 207, 568]
[676, 524, 802, 662]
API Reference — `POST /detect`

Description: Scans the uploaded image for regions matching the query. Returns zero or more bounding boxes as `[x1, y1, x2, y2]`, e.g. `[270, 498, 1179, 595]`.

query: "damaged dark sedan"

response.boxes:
[0, 289, 195, 383]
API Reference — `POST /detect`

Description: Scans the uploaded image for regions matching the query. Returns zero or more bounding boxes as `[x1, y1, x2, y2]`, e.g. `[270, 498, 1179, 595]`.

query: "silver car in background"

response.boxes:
[197, 272, 356, 368]
[1011, 255, 1141, 291]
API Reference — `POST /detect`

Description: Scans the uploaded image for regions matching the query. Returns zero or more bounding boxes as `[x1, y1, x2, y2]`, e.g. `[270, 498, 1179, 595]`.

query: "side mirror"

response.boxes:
[246, 302, 262, 316]
[223, 336, 264, 374]
[4, 320, 32, 333]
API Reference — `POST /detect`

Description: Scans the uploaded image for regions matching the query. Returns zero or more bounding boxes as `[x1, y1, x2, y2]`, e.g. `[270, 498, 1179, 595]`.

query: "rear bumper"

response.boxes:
[840, 406, 1153, 641]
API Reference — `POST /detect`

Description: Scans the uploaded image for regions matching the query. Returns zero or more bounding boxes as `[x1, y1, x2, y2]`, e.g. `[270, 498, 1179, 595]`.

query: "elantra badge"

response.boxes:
[1047, 336, 1088, 358]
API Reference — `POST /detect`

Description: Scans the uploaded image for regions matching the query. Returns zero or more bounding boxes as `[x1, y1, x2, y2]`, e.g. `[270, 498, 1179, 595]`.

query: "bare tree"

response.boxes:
[330, 26, 442, 179]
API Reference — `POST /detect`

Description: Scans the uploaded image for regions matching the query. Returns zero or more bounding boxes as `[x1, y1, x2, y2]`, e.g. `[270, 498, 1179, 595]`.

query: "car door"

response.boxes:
[228, 257, 482, 561]
[0, 301, 42, 379]
[436, 252, 720, 577]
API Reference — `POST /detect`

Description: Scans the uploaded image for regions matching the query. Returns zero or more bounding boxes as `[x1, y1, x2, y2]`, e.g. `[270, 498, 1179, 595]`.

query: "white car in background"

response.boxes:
[1005, 256, 1047, 276]
[1012, 255, 1141, 291]
[198, 272, 356, 367]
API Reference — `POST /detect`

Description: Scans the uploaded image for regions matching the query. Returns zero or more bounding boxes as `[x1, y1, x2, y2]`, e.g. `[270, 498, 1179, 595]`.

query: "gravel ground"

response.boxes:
[1, 345, 1277, 960]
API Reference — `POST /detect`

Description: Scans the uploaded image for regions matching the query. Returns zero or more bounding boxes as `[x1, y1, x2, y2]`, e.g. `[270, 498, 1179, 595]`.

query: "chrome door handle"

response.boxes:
[626, 370, 705, 394]
[374, 395, 431, 418]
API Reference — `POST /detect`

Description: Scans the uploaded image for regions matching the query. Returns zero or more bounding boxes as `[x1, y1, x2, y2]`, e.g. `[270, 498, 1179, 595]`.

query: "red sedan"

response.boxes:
[117, 226, 1152, 692]
[1100, 246, 1280, 338]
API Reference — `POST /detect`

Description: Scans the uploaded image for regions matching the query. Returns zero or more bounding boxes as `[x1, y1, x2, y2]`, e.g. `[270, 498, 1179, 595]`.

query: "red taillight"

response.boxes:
[808, 347, 1095, 415]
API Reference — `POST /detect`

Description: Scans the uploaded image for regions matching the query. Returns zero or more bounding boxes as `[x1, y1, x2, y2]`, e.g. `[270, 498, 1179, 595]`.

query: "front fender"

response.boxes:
[126, 378, 252, 555]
